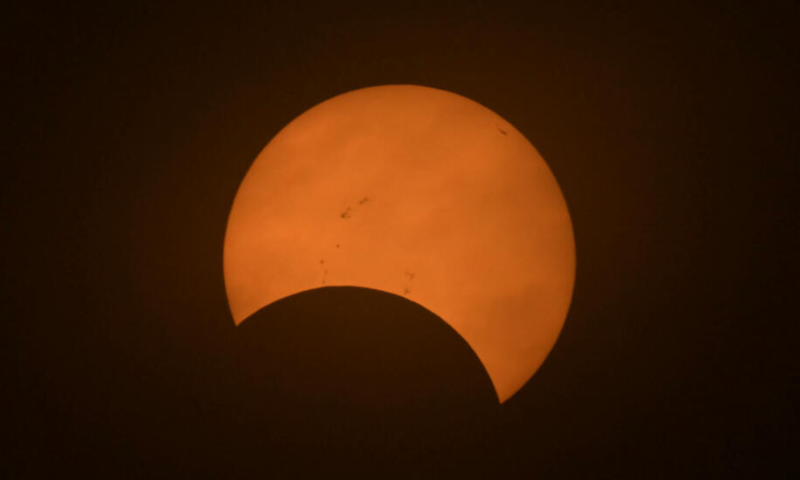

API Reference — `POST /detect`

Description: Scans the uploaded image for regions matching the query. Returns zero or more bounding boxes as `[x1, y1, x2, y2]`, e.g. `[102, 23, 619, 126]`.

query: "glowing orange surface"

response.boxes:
[224, 85, 575, 402]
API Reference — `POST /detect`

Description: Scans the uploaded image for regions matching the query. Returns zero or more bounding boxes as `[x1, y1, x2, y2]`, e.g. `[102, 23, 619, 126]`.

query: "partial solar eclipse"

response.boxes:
[224, 85, 575, 402]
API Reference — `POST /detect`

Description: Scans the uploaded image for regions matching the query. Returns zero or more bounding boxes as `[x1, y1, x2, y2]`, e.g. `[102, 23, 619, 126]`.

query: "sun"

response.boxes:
[223, 85, 575, 402]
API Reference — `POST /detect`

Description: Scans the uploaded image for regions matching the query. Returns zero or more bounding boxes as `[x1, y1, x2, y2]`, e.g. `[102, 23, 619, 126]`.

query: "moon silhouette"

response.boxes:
[223, 85, 575, 402]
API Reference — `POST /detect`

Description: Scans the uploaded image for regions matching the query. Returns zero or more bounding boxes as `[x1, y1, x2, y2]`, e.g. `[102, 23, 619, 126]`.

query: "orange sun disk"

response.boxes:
[223, 85, 575, 402]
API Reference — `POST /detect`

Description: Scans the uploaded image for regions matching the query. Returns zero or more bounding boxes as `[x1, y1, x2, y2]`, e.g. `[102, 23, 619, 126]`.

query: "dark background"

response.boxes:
[2, 2, 797, 478]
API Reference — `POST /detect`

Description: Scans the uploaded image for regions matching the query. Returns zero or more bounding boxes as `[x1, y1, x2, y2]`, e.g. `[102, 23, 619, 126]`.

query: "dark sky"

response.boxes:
[2, 2, 797, 478]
